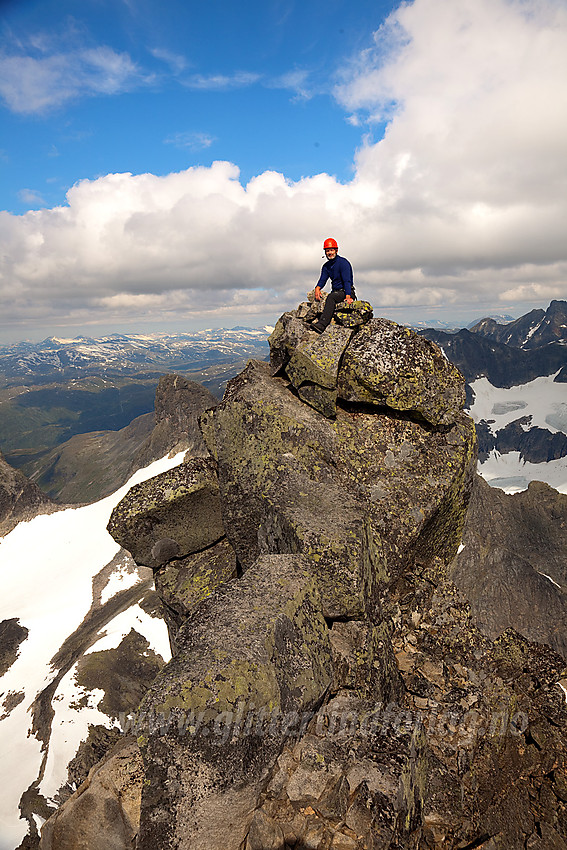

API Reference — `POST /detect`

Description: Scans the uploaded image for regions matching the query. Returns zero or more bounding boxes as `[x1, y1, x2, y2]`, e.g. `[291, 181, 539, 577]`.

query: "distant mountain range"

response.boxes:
[0, 329, 271, 484]
[420, 299, 567, 493]
[0, 327, 271, 384]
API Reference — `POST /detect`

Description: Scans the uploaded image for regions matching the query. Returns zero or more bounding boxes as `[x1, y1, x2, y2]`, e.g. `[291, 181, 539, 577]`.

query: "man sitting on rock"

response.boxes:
[311, 237, 355, 333]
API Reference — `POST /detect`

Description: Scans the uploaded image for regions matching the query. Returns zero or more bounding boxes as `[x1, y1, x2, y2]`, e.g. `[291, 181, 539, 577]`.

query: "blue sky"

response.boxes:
[1, 0, 394, 213]
[1, 0, 566, 341]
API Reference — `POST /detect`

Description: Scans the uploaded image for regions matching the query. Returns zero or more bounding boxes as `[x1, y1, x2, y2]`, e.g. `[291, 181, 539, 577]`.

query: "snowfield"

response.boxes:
[468, 372, 567, 493]
[469, 372, 567, 435]
[0, 451, 183, 849]
[478, 450, 567, 495]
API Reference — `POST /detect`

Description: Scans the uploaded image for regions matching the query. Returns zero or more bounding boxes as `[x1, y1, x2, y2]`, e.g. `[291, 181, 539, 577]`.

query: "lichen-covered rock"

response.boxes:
[268, 312, 316, 373]
[286, 325, 354, 417]
[39, 738, 143, 850]
[206, 359, 475, 618]
[269, 305, 464, 424]
[107, 456, 224, 568]
[30, 318, 567, 850]
[338, 318, 465, 426]
[287, 325, 354, 392]
[154, 537, 238, 646]
[135, 555, 333, 850]
[333, 299, 373, 328]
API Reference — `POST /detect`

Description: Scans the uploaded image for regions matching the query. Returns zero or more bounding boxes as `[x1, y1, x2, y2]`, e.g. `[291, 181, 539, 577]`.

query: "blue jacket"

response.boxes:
[316, 255, 353, 297]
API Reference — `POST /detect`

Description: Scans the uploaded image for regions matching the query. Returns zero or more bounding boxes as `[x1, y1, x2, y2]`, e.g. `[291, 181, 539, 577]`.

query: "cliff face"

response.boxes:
[16, 374, 217, 506]
[0, 449, 55, 536]
[451, 474, 567, 660]
[41, 302, 567, 850]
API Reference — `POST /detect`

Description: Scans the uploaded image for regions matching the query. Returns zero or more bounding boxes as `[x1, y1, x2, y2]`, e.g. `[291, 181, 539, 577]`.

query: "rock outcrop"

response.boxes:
[39, 737, 143, 850]
[0, 449, 55, 536]
[43, 305, 567, 850]
[450, 474, 567, 660]
[271, 303, 464, 423]
[476, 416, 567, 464]
[131, 374, 217, 471]
[107, 456, 225, 570]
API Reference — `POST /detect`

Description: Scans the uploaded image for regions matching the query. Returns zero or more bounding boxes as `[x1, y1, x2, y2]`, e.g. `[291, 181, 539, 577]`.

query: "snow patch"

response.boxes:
[469, 372, 566, 435]
[537, 571, 562, 590]
[100, 559, 141, 605]
[478, 450, 567, 494]
[0, 450, 184, 846]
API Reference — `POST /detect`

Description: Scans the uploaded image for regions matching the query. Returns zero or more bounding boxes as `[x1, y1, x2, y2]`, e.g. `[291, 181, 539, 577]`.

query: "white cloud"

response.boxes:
[164, 131, 216, 151]
[0, 45, 144, 114]
[269, 69, 313, 101]
[150, 47, 187, 74]
[181, 71, 261, 90]
[1, 0, 566, 335]
[17, 189, 46, 206]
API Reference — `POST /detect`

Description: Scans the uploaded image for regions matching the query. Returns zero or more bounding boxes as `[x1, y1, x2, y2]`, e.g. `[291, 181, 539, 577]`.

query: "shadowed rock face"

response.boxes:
[450, 474, 567, 660]
[131, 374, 217, 471]
[61, 303, 567, 850]
[39, 738, 143, 850]
[154, 537, 238, 649]
[137, 555, 333, 850]
[107, 456, 224, 569]
[0, 450, 54, 536]
[476, 416, 567, 464]
[0, 617, 28, 679]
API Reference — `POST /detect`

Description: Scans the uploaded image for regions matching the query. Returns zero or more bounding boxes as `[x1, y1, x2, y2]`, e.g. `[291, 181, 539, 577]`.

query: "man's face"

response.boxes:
[325, 247, 337, 259]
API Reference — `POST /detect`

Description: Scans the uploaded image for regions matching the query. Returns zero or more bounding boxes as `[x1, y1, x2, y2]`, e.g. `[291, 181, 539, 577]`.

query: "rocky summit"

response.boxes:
[40, 305, 567, 850]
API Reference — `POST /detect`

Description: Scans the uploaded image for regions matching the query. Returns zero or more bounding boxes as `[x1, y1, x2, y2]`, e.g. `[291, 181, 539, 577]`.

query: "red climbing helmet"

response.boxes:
[323, 238, 338, 251]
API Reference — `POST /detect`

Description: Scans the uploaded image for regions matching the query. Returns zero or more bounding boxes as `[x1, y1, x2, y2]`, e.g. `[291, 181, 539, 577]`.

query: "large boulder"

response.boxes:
[205, 359, 475, 619]
[39, 738, 143, 850]
[286, 325, 354, 418]
[268, 312, 315, 373]
[154, 537, 238, 647]
[107, 456, 224, 569]
[135, 555, 333, 850]
[268, 300, 373, 377]
[337, 319, 465, 425]
[269, 305, 465, 425]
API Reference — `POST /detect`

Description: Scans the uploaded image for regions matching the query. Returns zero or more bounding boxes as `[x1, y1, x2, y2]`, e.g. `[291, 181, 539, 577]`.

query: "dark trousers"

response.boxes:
[315, 289, 346, 330]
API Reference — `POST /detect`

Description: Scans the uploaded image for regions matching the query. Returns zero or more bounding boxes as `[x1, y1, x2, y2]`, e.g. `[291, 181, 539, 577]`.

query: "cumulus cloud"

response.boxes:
[0, 44, 143, 113]
[1, 0, 566, 335]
